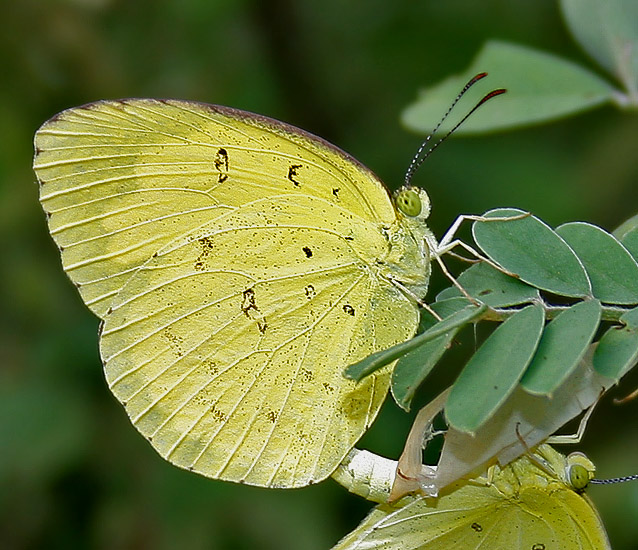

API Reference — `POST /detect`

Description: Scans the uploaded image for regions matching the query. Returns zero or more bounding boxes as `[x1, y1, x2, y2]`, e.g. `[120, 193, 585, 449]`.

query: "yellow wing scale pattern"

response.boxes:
[35, 99, 428, 487]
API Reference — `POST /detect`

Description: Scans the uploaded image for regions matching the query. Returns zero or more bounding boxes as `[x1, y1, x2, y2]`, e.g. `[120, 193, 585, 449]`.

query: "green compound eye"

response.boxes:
[568, 464, 591, 491]
[566, 452, 595, 491]
[395, 188, 422, 217]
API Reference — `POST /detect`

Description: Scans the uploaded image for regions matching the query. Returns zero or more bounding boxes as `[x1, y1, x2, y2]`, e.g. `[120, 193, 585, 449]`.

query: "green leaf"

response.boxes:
[555, 223, 638, 303]
[391, 301, 471, 411]
[612, 212, 638, 241]
[445, 304, 545, 434]
[619, 226, 638, 261]
[435, 344, 615, 494]
[621, 306, 638, 329]
[344, 304, 486, 382]
[561, 0, 638, 100]
[427, 297, 475, 318]
[472, 209, 592, 298]
[555, 222, 638, 304]
[402, 41, 616, 135]
[436, 262, 539, 308]
[613, 212, 638, 263]
[520, 300, 601, 396]
[593, 324, 638, 381]
[613, 214, 638, 266]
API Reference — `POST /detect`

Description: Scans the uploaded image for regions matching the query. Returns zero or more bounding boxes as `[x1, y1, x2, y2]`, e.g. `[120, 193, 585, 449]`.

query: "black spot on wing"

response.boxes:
[342, 304, 355, 316]
[288, 164, 303, 186]
[241, 288, 257, 316]
[322, 382, 335, 393]
[214, 148, 229, 183]
[302, 246, 313, 258]
[194, 236, 215, 271]
[241, 287, 267, 334]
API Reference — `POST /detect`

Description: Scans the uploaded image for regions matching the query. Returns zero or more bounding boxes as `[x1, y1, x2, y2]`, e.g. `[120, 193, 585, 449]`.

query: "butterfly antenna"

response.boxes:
[591, 474, 638, 485]
[404, 72, 507, 186]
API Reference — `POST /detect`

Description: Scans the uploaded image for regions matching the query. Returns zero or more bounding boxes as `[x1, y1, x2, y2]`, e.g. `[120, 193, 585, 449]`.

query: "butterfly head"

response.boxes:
[566, 452, 596, 491]
[394, 186, 431, 221]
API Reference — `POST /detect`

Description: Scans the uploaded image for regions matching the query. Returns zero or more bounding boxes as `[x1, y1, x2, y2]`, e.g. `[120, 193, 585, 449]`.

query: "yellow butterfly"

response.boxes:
[333, 444, 611, 549]
[34, 99, 434, 488]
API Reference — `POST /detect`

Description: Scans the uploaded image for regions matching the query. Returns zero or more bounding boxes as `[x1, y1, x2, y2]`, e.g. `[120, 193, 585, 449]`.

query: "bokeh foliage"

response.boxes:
[2, 1, 638, 549]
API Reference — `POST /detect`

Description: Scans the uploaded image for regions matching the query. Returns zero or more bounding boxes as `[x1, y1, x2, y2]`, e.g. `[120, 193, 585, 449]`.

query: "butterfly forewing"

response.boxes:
[35, 99, 398, 317]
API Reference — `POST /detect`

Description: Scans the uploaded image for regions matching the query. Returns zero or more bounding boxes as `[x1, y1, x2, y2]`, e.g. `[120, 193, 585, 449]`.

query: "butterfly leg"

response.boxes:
[546, 393, 600, 445]
[435, 212, 529, 275]
[436, 238, 519, 277]
[424, 213, 529, 306]
[509, 423, 561, 478]
[388, 277, 443, 321]
[437, 212, 530, 251]
[465, 467, 494, 488]
[430, 252, 481, 305]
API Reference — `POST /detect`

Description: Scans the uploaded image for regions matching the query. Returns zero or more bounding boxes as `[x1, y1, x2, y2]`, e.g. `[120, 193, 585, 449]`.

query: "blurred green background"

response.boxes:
[2, 0, 638, 548]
